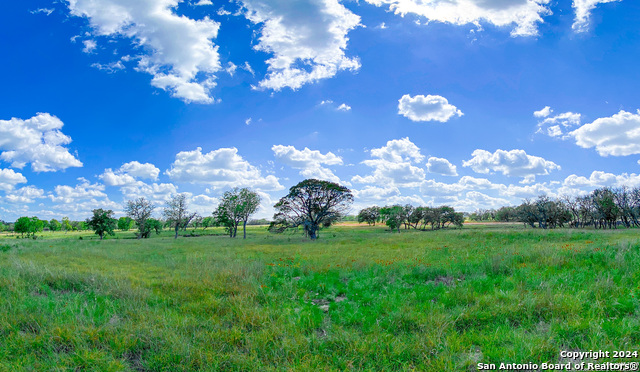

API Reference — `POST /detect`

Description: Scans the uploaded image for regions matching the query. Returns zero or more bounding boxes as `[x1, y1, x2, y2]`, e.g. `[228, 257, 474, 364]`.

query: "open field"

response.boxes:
[1, 224, 639, 371]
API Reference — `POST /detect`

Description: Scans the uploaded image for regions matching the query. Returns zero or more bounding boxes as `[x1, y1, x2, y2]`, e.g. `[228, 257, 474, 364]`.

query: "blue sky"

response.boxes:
[1, 0, 639, 221]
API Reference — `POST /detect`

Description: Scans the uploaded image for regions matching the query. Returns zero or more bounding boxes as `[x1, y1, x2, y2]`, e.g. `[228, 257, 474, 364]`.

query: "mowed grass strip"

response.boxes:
[0, 225, 638, 371]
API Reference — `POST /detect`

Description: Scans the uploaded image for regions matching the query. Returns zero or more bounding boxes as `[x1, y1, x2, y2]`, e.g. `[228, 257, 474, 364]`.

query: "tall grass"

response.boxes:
[0, 225, 638, 370]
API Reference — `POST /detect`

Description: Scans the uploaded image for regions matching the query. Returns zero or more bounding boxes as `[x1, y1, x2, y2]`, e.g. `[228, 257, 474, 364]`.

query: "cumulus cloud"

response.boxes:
[426, 156, 458, 176]
[119, 182, 179, 204]
[0, 113, 83, 172]
[452, 191, 511, 211]
[67, 0, 221, 103]
[398, 94, 463, 123]
[534, 106, 552, 118]
[462, 149, 560, 181]
[352, 138, 426, 187]
[272, 145, 344, 184]
[0, 169, 27, 191]
[49, 178, 107, 204]
[4, 186, 45, 204]
[166, 147, 283, 191]
[82, 39, 97, 53]
[241, 0, 361, 90]
[572, 0, 619, 32]
[563, 170, 640, 189]
[100, 161, 160, 187]
[337, 103, 351, 111]
[570, 110, 640, 157]
[364, 0, 552, 37]
[535, 108, 582, 138]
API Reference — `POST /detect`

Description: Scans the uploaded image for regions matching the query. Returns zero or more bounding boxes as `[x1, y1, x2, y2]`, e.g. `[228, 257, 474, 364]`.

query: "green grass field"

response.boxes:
[1, 224, 638, 371]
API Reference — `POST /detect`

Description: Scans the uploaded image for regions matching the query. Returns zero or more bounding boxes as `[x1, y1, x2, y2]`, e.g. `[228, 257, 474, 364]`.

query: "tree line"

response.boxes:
[357, 205, 464, 232]
[468, 186, 640, 229]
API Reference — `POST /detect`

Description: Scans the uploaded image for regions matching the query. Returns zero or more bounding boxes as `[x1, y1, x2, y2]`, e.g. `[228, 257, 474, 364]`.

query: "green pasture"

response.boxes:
[0, 224, 638, 371]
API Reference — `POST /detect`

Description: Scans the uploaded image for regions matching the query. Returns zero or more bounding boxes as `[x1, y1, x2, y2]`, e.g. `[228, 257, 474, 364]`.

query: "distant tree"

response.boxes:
[146, 218, 163, 236]
[117, 216, 133, 231]
[14, 216, 43, 238]
[86, 209, 117, 240]
[201, 216, 214, 230]
[163, 194, 198, 239]
[357, 206, 380, 226]
[62, 217, 72, 233]
[380, 205, 404, 233]
[49, 219, 61, 232]
[213, 188, 261, 239]
[125, 197, 156, 239]
[269, 179, 352, 240]
[14, 217, 31, 238]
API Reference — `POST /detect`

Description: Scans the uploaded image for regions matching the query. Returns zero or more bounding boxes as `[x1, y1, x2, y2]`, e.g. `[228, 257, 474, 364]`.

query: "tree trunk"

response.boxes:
[243, 220, 247, 239]
[174, 225, 179, 239]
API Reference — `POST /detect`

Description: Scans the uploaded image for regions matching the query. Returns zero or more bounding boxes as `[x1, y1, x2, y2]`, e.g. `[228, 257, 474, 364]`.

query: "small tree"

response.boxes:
[117, 216, 133, 231]
[125, 197, 155, 239]
[269, 179, 352, 240]
[357, 206, 380, 226]
[163, 194, 197, 239]
[380, 206, 404, 233]
[213, 188, 261, 239]
[146, 218, 163, 236]
[49, 219, 61, 232]
[201, 216, 214, 230]
[86, 209, 117, 240]
[62, 217, 72, 233]
[14, 217, 43, 238]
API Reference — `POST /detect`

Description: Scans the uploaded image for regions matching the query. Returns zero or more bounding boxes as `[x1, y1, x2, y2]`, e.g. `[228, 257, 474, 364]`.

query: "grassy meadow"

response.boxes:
[0, 224, 639, 371]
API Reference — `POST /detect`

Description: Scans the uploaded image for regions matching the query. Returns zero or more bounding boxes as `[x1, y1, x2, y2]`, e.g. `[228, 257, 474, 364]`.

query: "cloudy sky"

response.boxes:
[1, 0, 639, 221]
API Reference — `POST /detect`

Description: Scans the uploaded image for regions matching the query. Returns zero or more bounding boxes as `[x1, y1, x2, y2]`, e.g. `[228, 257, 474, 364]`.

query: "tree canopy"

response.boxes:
[163, 194, 197, 239]
[269, 179, 353, 240]
[86, 208, 117, 240]
[213, 188, 261, 238]
[125, 197, 156, 239]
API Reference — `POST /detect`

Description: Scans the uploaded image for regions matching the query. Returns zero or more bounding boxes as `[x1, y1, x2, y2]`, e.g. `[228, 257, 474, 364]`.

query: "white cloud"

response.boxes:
[352, 138, 426, 187]
[452, 191, 511, 211]
[272, 145, 344, 184]
[195, 0, 213, 5]
[4, 186, 45, 204]
[536, 109, 582, 138]
[0, 169, 27, 191]
[119, 161, 160, 180]
[337, 103, 351, 111]
[67, 0, 221, 103]
[534, 106, 552, 118]
[245, 118, 252, 125]
[570, 110, 640, 157]
[226, 62, 237, 76]
[119, 182, 179, 204]
[398, 94, 463, 123]
[364, 0, 552, 37]
[572, 0, 619, 32]
[91, 61, 125, 73]
[49, 178, 107, 204]
[82, 39, 97, 53]
[563, 170, 640, 189]
[31, 8, 54, 16]
[241, 0, 361, 90]
[0, 113, 83, 172]
[426, 156, 458, 176]
[166, 147, 283, 191]
[462, 149, 560, 180]
[100, 161, 160, 186]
